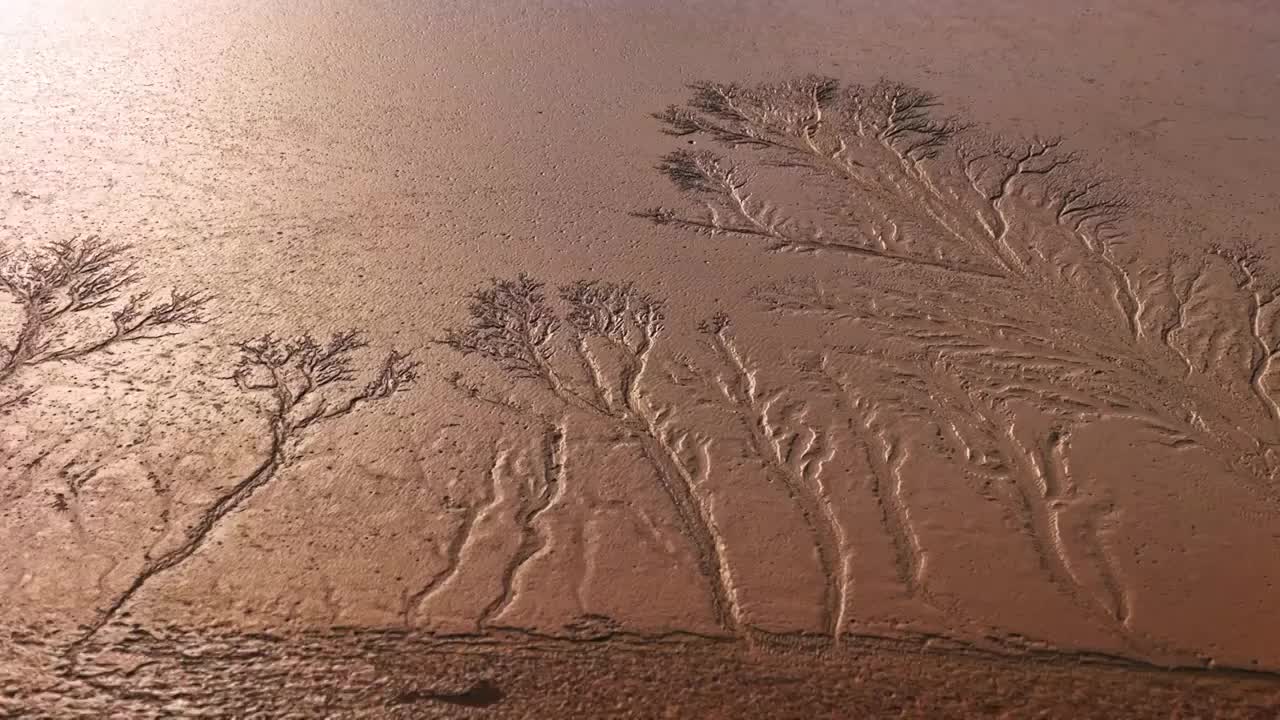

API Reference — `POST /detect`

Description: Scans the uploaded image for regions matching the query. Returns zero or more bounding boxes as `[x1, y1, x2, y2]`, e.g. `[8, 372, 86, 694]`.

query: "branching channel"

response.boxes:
[441, 275, 748, 635]
[0, 236, 208, 396]
[69, 331, 417, 653]
[646, 75, 1280, 648]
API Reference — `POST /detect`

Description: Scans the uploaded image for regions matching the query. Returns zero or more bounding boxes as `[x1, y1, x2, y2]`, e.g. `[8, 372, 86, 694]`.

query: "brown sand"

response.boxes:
[2, 0, 1280, 716]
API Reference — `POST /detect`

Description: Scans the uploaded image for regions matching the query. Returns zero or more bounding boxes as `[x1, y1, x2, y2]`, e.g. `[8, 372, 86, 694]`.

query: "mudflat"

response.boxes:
[3, 1, 1279, 717]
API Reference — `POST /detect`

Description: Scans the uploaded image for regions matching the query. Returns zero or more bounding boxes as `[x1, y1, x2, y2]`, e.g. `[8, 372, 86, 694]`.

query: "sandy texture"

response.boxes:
[3, 0, 1280, 716]
[5, 626, 1280, 719]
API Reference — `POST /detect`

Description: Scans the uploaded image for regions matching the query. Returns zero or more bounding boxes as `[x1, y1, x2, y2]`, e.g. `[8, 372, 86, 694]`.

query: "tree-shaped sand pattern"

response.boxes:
[0, 236, 207, 406]
[646, 76, 1280, 646]
[441, 275, 752, 635]
[71, 331, 417, 651]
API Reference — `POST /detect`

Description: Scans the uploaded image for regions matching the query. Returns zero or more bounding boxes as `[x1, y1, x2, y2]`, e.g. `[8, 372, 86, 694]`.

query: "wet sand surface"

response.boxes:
[3, 0, 1280, 716]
